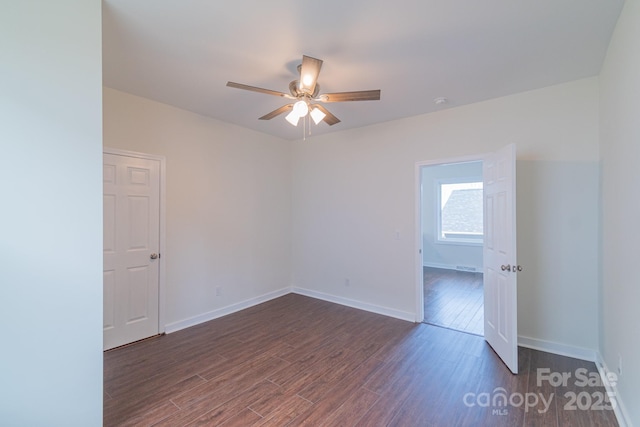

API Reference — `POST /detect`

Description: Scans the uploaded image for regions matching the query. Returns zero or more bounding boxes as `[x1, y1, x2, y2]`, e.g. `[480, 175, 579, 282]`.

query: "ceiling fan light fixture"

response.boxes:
[310, 107, 326, 125]
[285, 109, 301, 126]
[293, 100, 309, 117]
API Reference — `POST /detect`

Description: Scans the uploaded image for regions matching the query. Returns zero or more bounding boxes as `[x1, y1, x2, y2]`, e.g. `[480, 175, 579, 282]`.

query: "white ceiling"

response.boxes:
[103, 0, 624, 141]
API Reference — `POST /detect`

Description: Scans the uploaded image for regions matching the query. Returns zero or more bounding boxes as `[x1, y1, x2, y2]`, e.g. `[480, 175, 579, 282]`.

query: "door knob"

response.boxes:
[501, 264, 511, 272]
[150, 253, 158, 260]
[516, 265, 522, 272]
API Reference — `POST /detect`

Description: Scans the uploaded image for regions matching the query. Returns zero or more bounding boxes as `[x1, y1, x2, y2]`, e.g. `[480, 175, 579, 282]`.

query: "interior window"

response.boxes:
[437, 180, 483, 244]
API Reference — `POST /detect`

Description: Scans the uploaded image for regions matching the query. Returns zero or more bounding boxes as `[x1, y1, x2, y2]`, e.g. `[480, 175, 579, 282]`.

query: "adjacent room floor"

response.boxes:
[423, 266, 484, 335]
[104, 294, 618, 426]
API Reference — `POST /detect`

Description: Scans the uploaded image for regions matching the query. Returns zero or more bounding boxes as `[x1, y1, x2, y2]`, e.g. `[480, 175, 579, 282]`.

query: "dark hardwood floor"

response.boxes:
[424, 267, 484, 335]
[104, 294, 618, 426]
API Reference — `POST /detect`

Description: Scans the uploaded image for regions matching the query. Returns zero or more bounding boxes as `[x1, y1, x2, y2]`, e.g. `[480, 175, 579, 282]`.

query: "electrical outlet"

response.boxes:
[216, 286, 221, 297]
[618, 354, 622, 376]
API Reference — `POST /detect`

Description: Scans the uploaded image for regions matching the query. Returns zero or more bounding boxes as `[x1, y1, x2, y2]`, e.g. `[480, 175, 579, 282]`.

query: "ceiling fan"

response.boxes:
[226, 55, 381, 127]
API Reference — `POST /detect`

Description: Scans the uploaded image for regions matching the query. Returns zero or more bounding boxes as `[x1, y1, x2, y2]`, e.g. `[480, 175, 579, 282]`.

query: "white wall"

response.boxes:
[292, 77, 600, 352]
[0, 2, 103, 426]
[421, 161, 483, 270]
[103, 88, 292, 329]
[599, 0, 640, 424]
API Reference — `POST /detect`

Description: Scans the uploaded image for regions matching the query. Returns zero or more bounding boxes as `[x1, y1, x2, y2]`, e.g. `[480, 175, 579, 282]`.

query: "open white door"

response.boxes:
[103, 153, 161, 350]
[483, 144, 518, 373]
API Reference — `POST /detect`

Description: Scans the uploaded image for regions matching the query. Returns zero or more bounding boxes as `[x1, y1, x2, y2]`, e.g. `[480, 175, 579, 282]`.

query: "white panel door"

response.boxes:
[483, 144, 518, 373]
[103, 153, 160, 350]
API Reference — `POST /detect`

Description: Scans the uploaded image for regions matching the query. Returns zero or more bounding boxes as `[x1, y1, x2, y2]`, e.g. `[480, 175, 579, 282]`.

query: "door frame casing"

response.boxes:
[414, 153, 487, 323]
[103, 147, 167, 335]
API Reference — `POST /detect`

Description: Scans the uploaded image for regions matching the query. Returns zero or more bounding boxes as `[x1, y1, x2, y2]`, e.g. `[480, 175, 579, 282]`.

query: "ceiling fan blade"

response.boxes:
[299, 55, 323, 95]
[259, 104, 293, 120]
[313, 104, 341, 126]
[318, 90, 381, 102]
[226, 81, 293, 98]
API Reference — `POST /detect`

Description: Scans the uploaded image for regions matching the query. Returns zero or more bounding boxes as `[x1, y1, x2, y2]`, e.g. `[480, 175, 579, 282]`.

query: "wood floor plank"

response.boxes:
[320, 387, 381, 426]
[197, 338, 292, 381]
[385, 359, 459, 426]
[114, 400, 180, 427]
[170, 355, 289, 409]
[272, 350, 349, 401]
[250, 394, 312, 427]
[286, 356, 385, 426]
[368, 323, 433, 364]
[357, 373, 420, 427]
[106, 352, 227, 399]
[295, 349, 367, 402]
[269, 346, 352, 394]
[216, 408, 262, 426]
[104, 374, 206, 426]
[153, 380, 276, 426]
[246, 386, 288, 417]
[182, 380, 279, 427]
[360, 343, 433, 394]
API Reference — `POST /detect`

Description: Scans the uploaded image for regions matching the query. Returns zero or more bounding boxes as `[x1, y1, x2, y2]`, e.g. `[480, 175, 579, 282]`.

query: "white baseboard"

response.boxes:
[164, 287, 291, 333]
[423, 261, 455, 270]
[291, 287, 416, 322]
[164, 286, 416, 334]
[595, 353, 632, 427]
[517, 335, 598, 362]
[423, 262, 482, 272]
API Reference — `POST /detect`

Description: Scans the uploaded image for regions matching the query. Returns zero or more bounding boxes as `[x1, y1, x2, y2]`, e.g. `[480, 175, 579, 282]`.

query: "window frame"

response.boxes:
[435, 176, 484, 246]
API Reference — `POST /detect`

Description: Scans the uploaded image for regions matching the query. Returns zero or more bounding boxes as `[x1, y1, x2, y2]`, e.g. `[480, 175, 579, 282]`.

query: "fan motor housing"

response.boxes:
[289, 80, 320, 98]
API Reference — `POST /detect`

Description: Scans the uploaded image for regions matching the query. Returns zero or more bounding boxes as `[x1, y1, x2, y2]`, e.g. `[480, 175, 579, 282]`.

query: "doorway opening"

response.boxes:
[415, 145, 518, 372]
[419, 160, 484, 335]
